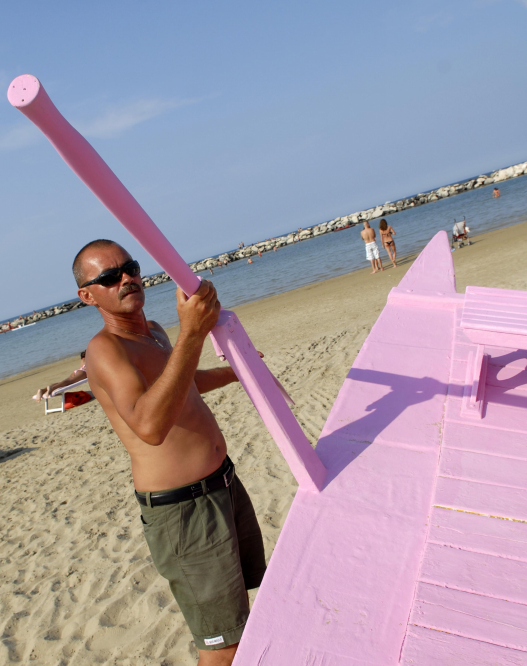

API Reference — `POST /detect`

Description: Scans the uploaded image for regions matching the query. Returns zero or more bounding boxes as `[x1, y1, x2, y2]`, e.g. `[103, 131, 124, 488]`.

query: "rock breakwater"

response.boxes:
[187, 160, 527, 270]
[2, 159, 525, 331]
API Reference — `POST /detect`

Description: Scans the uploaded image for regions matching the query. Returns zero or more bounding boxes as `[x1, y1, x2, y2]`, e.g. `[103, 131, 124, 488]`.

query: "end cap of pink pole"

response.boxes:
[7, 74, 41, 108]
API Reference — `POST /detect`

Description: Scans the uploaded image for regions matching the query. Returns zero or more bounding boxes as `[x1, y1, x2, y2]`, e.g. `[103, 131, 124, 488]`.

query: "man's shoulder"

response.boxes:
[87, 329, 130, 367]
[86, 331, 140, 387]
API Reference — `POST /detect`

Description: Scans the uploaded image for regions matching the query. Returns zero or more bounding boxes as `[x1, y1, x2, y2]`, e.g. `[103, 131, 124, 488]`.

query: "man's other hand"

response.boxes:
[176, 281, 221, 340]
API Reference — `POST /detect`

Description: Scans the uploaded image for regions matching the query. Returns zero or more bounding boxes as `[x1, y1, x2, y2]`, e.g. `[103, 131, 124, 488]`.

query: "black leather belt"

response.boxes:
[135, 462, 235, 507]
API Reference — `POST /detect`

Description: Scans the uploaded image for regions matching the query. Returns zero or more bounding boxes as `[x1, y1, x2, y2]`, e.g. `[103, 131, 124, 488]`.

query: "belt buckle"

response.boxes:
[191, 483, 204, 498]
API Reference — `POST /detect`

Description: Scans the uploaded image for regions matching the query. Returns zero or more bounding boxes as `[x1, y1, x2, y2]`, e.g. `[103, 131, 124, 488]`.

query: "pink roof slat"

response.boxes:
[461, 286, 527, 344]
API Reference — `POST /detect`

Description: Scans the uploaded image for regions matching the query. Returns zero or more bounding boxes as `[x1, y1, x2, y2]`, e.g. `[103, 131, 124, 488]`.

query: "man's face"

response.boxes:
[77, 244, 145, 314]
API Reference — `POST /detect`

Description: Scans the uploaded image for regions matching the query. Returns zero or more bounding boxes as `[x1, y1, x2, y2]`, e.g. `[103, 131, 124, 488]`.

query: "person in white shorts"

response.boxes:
[360, 221, 384, 274]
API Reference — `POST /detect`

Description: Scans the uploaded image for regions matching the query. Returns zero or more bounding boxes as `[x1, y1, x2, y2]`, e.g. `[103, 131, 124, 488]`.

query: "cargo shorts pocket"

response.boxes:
[178, 488, 236, 556]
[140, 504, 182, 580]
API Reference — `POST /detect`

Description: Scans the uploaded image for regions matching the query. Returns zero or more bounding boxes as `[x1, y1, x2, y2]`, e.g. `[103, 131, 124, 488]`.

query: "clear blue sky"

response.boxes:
[1, 0, 526, 320]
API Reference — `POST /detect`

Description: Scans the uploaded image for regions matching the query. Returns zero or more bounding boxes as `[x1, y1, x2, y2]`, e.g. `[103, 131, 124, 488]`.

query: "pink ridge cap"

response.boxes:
[7, 74, 40, 108]
[397, 230, 456, 294]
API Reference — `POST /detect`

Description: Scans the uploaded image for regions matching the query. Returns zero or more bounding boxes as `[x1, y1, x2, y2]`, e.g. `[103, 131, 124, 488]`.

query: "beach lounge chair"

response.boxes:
[43, 378, 90, 415]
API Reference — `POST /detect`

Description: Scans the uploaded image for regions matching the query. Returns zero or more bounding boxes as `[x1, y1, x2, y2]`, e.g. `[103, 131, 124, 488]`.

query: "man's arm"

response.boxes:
[195, 349, 265, 394]
[35, 370, 88, 401]
[195, 367, 238, 394]
[88, 281, 220, 445]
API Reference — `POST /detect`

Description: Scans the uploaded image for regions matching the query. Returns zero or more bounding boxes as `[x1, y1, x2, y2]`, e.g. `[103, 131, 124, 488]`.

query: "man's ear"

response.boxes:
[78, 287, 97, 306]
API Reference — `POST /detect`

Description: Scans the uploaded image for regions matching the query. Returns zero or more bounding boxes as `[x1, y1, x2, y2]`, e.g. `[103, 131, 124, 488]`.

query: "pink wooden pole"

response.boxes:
[8, 74, 326, 492]
[7, 75, 200, 296]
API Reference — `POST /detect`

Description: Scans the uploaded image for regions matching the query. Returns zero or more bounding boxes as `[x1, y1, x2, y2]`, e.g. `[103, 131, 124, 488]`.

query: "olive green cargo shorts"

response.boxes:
[137, 458, 266, 651]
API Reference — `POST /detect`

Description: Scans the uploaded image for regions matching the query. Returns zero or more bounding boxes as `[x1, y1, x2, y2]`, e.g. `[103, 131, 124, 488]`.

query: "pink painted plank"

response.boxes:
[466, 286, 527, 301]
[317, 342, 450, 450]
[464, 330, 527, 350]
[452, 344, 527, 363]
[442, 421, 527, 460]
[401, 625, 527, 665]
[445, 396, 527, 434]
[411, 582, 527, 651]
[464, 301, 527, 316]
[428, 506, 527, 561]
[420, 542, 527, 604]
[440, 448, 527, 490]
[463, 309, 527, 324]
[464, 299, 527, 313]
[462, 317, 527, 334]
[486, 385, 527, 411]
[435, 476, 527, 521]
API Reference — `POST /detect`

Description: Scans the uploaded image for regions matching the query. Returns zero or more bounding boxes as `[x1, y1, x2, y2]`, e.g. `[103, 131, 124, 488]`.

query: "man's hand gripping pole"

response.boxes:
[8, 75, 326, 492]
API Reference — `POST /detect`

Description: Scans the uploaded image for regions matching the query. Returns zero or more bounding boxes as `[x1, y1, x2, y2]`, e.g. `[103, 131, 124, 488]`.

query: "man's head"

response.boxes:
[363, 221, 370, 229]
[74, 239, 145, 314]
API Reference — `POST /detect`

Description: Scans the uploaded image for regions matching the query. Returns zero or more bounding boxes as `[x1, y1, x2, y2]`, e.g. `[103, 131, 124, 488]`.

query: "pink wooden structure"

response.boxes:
[8, 74, 325, 492]
[9, 75, 527, 663]
[233, 231, 527, 664]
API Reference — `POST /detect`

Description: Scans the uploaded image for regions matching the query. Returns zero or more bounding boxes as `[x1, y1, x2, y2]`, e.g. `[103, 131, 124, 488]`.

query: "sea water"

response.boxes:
[1, 175, 526, 380]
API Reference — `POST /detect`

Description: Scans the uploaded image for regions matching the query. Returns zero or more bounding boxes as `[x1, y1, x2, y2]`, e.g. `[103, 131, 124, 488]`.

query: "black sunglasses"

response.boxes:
[81, 260, 141, 288]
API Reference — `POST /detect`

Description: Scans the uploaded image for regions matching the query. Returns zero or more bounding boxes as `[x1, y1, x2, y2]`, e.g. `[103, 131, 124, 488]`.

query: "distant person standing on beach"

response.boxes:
[493, 187, 501, 198]
[379, 219, 397, 268]
[361, 221, 383, 274]
[72, 239, 266, 665]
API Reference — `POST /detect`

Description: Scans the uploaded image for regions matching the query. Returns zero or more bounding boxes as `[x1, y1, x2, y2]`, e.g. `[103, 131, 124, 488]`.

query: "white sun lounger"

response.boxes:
[43, 378, 89, 415]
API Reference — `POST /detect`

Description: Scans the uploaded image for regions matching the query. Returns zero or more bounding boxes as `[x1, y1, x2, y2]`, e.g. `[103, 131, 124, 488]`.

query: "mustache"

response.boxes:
[118, 283, 142, 301]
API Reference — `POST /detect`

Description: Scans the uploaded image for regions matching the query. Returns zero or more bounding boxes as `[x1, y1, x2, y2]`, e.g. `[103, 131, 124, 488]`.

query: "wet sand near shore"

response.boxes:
[1, 222, 526, 665]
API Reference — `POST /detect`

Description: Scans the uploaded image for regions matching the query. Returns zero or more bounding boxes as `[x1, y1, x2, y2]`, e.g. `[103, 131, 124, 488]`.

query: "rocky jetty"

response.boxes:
[187, 160, 527, 271]
[2, 159, 525, 331]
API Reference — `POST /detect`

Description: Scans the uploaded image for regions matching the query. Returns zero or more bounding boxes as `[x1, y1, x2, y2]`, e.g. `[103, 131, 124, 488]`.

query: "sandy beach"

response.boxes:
[1, 223, 526, 665]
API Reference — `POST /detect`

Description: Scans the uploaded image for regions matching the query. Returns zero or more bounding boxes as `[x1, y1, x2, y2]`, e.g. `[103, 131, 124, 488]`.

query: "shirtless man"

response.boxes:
[360, 221, 383, 273]
[74, 239, 266, 665]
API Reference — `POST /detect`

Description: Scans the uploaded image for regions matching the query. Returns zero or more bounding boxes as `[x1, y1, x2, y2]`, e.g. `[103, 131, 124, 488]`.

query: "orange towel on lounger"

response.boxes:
[64, 391, 92, 410]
